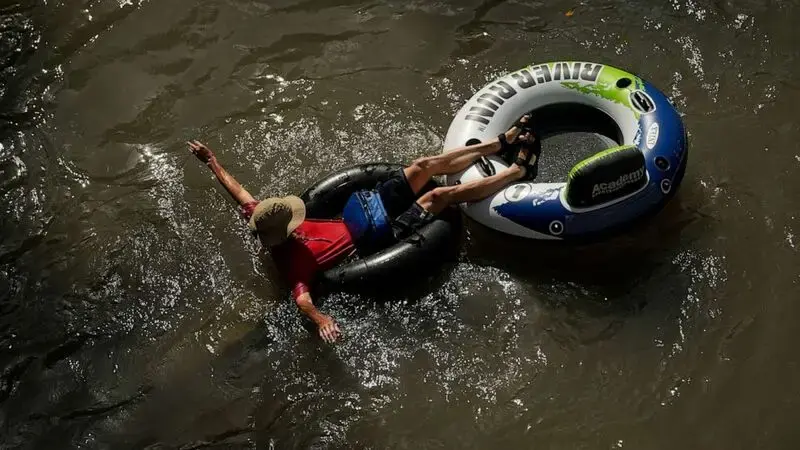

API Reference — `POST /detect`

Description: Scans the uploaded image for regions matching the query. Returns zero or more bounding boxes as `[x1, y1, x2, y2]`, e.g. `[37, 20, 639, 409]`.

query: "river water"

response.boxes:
[1, 1, 799, 449]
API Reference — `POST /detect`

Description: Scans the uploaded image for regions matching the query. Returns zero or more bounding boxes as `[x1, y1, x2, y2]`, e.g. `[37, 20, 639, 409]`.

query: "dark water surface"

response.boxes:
[2, 1, 800, 448]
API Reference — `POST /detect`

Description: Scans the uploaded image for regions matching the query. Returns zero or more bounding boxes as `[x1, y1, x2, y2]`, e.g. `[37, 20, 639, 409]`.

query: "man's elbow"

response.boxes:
[294, 293, 312, 309]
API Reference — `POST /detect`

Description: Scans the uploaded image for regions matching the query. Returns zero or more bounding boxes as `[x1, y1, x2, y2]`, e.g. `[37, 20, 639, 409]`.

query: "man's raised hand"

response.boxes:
[187, 140, 215, 164]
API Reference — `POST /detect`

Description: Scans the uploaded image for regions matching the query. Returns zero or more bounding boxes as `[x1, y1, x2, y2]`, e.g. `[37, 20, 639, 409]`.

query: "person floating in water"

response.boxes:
[187, 115, 539, 343]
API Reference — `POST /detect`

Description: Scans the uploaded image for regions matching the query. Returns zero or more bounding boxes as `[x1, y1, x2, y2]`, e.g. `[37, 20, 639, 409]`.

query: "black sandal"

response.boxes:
[495, 132, 519, 164]
[512, 114, 532, 130]
[495, 114, 533, 163]
[514, 137, 542, 181]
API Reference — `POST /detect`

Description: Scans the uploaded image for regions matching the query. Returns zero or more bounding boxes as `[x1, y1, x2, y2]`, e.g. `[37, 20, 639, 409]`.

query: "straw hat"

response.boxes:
[247, 196, 306, 245]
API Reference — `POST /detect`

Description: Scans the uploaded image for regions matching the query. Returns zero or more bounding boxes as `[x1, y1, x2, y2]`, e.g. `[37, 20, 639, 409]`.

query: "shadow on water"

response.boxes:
[465, 191, 701, 308]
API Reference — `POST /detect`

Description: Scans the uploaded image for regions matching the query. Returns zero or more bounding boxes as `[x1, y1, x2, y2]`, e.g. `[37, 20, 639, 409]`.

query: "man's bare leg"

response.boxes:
[416, 166, 525, 215]
[403, 115, 531, 194]
[416, 144, 535, 215]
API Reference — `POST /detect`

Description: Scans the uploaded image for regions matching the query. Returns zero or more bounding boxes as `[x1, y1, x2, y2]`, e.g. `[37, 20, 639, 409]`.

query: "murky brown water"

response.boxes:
[2, 1, 799, 448]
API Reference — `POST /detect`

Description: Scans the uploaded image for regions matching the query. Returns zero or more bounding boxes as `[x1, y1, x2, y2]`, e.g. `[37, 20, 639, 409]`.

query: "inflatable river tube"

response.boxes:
[443, 61, 688, 241]
[299, 163, 461, 291]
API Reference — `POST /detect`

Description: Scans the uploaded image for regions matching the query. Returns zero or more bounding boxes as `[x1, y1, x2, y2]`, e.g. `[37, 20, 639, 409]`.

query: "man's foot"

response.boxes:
[508, 113, 532, 141]
[497, 113, 533, 163]
[511, 132, 541, 181]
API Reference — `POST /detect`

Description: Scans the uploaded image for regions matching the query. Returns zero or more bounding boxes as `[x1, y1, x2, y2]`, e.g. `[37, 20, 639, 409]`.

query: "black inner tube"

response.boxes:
[300, 163, 461, 293]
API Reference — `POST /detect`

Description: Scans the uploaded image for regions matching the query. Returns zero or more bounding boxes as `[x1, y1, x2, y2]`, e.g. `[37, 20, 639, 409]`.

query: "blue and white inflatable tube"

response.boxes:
[443, 61, 688, 240]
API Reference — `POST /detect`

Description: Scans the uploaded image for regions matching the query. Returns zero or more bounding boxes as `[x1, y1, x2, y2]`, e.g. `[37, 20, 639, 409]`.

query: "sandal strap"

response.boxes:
[519, 126, 536, 138]
[513, 114, 532, 129]
[497, 133, 510, 152]
[514, 139, 538, 166]
[520, 161, 539, 181]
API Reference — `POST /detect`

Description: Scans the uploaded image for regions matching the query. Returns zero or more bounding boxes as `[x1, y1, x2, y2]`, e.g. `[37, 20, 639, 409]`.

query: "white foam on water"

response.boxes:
[668, 250, 728, 356]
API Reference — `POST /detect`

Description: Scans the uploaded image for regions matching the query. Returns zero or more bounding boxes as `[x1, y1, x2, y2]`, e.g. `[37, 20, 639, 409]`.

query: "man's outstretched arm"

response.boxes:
[187, 140, 256, 207]
[295, 291, 342, 343]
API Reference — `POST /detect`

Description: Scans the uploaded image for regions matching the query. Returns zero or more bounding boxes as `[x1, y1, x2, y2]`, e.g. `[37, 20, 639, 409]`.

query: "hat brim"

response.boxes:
[282, 195, 306, 233]
[248, 196, 306, 245]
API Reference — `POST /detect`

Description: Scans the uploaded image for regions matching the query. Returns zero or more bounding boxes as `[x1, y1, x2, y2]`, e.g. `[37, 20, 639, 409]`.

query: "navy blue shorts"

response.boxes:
[375, 169, 434, 239]
[375, 168, 416, 217]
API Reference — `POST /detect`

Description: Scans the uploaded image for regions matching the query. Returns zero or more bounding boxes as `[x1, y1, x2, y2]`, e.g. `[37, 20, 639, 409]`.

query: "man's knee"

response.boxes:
[410, 156, 437, 174]
[419, 186, 456, 212]
[404, 156, 439, 194]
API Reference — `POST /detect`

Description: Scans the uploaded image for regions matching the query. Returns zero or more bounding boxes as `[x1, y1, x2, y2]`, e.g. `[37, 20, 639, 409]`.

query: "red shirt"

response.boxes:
[242, 201, 355, 299]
